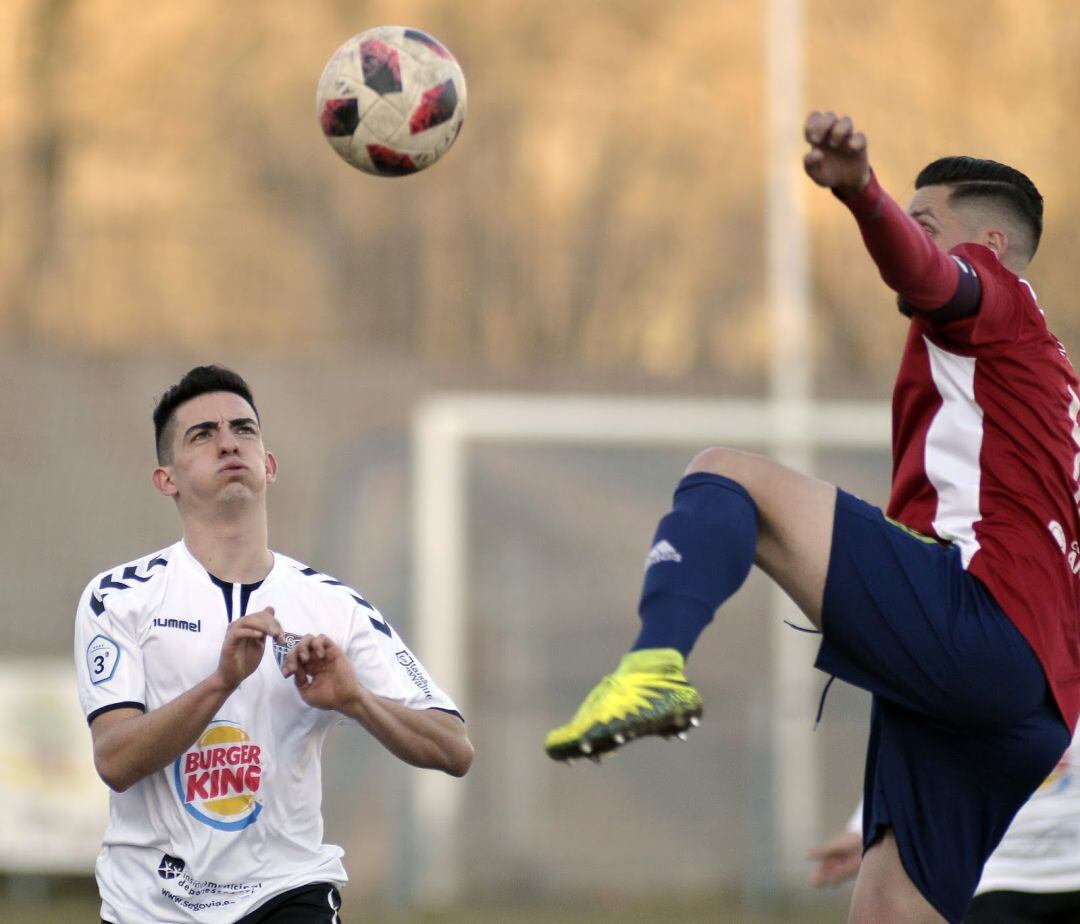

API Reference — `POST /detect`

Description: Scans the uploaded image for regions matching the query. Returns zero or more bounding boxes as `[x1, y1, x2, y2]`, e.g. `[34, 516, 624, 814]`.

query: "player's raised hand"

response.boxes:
[217, 606, 283, 691]
[803, 111, 870, 196]
[282, 634, 361, 712]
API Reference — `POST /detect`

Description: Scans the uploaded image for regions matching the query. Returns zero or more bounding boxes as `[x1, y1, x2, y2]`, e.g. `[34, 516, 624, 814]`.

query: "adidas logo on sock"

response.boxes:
[645, 539, 683, 570]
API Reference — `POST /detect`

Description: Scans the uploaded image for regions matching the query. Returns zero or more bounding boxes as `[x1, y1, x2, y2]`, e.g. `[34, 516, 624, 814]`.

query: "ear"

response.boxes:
[153, 465, 179, 498]
[265, 451, 278, 486]
[984, 228, 1008, 260]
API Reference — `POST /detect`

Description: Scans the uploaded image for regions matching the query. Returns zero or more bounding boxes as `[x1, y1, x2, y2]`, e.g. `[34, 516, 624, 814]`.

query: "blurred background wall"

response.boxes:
[2, 0, 1078, 918]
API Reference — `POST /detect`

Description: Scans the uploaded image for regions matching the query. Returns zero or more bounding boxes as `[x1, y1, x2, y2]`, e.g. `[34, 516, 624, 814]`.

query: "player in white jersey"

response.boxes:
[809, 734, 1080, 922]
[75, 365, 474, 924]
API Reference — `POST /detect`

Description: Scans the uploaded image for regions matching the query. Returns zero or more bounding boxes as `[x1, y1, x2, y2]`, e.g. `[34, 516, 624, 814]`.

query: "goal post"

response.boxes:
[408, 392, 890, 904]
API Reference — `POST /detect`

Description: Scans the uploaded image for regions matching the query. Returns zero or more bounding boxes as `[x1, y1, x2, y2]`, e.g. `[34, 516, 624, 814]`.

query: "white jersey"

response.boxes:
[977, 733, 1080, 893]
[74, 540, 459, 924]
[846, 735, 1080, 895]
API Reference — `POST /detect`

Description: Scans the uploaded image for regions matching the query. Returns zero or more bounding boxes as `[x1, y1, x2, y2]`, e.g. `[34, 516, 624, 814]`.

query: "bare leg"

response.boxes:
[850, 831, 947, 924]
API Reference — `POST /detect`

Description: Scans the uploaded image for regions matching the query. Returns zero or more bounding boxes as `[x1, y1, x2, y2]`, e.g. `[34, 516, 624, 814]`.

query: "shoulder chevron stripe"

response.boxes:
[294, 563, 389, 636]
[123, 558, 167, 582]
[367, 610, 392, 637]
[90, 553, 169, 616]
[295, 565, 373, 609]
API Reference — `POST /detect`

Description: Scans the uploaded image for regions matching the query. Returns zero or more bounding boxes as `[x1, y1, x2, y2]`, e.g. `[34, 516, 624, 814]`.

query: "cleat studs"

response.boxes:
[579, 741, 592, 755]
[613, 733, 625, 745]
[689, 716, 701, 727]
[677, 732, 688, 742]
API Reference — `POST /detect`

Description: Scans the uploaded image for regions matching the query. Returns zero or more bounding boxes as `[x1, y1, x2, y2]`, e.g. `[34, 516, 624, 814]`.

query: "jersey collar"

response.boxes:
[175, 539, 283, 590]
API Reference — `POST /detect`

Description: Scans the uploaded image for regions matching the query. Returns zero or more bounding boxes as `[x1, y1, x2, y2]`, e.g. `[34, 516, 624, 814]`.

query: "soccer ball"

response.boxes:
[316, 26, 467, 177]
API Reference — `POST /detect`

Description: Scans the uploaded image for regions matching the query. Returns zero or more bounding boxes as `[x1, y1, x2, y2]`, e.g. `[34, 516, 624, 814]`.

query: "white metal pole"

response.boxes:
[409, 402, 468, 906]
[765, 0, 821, 887]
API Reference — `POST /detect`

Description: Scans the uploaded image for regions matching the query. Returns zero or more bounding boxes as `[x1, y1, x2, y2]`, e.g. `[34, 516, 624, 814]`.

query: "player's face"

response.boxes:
[907, 185, 975, 255]
[154, 391, 277, 511]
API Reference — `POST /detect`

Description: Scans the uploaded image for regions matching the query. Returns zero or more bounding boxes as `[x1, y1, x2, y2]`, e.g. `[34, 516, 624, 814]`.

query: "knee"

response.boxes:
[682, 448, 769, 517]
[685, 446, 763, 482]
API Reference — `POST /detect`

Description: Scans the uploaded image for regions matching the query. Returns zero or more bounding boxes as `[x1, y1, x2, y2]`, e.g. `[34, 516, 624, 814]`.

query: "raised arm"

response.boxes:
[283, 634, 474, 777]
[91, 607, 283, 791]
[803, 111, 978, 314]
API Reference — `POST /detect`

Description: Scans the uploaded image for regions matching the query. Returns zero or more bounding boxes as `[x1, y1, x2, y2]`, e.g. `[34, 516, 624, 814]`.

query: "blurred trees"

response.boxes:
[1, 0, 1078, 394]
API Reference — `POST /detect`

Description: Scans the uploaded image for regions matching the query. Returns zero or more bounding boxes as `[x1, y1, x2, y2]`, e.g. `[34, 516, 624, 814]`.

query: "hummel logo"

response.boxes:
[645, 540, 682, 570]
[152, 617, 201, 633]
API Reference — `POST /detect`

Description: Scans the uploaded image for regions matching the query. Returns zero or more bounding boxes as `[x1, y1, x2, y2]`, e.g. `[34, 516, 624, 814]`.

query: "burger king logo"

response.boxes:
[173, 721, 263, 831]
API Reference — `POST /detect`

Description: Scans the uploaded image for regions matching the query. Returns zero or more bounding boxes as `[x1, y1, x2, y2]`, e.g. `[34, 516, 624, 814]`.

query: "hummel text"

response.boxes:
[153, 617, 202, 633]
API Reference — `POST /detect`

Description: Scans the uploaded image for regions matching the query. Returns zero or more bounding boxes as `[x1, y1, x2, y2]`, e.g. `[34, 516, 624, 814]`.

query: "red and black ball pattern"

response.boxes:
[360, 40, 402, 94]
[316, 25, 467, 177]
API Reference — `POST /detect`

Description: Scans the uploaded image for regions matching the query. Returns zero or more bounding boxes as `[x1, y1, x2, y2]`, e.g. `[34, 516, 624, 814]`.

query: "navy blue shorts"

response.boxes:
[816, 490, 1069, 924]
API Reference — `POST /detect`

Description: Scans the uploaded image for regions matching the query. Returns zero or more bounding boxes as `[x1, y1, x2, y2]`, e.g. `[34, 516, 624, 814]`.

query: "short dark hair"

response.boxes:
[153, 365, 259, 463]
[915, 156, 1044, 259]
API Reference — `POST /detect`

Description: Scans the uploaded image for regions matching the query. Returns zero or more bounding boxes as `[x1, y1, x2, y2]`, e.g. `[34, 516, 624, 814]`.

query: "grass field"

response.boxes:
[1, 876, 851, 922]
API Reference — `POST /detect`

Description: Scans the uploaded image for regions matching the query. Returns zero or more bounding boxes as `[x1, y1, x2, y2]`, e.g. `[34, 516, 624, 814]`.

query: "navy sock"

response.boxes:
[632, 472, 759, 656]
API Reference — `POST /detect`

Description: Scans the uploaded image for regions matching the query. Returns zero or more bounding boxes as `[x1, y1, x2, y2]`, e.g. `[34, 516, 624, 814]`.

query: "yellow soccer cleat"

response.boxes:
[545, 648, 703, 762]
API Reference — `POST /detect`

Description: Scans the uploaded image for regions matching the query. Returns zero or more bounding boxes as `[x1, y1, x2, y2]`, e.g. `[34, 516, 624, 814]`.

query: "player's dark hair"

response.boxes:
[153, 365, 259, 463]
[915, 156, 1043, 259]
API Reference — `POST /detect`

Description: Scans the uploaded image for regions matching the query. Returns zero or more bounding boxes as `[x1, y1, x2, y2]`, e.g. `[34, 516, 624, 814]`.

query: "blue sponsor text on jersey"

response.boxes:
[395, 650, 432, 699]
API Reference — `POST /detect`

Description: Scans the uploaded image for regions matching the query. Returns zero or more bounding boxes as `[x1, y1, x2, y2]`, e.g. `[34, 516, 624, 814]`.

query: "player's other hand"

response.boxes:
[807, 829, 862, 886]
[217, 606, 283, 691]
[282, 634, 361, 712]
[803, 111, 871, 197]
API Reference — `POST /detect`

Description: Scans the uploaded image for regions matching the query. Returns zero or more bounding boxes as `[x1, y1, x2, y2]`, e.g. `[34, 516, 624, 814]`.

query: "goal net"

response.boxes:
[405, 392, 891, 904]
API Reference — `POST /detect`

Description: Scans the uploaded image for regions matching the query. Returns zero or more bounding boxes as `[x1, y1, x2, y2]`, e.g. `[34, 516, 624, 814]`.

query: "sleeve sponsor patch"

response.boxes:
[395, 650, 433, 699]
[87, 634, 121, 685]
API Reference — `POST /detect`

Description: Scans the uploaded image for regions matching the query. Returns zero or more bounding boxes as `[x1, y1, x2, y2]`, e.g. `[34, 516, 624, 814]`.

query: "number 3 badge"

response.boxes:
[87, 634, 120, 684]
